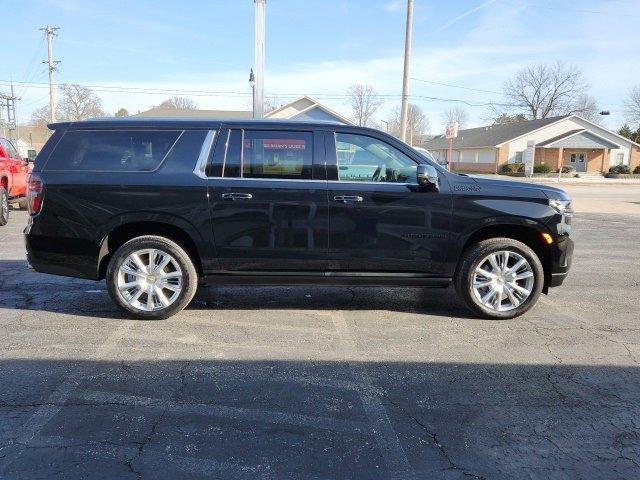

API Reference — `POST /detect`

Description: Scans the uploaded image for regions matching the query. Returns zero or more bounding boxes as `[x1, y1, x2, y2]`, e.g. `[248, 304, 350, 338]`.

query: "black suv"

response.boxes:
[24, 118, 573, 320]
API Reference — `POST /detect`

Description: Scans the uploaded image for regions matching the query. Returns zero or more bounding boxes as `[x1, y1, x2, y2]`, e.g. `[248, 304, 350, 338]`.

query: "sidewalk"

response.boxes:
[470, 174, 640, 185]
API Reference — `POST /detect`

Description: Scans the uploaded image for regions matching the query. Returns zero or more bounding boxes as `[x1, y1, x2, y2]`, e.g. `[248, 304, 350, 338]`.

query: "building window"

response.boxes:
[614, 152, 624, 166]
[515, 151, 523, 163]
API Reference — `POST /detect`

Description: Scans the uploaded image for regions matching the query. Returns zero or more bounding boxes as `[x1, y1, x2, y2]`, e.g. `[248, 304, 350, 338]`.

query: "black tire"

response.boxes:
[0, 188, 9, 226]
[106, 235, 198, 320]
[18, 198, 29, 210]
[455, 237, 544, 319]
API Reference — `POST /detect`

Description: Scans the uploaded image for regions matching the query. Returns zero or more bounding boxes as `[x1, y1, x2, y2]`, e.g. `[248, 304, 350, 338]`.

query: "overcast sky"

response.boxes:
[3, 0, 640, 132]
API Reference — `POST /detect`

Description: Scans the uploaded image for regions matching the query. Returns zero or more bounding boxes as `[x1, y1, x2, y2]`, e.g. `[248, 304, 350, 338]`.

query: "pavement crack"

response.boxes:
[382, 394, 486, 480]
[124, 360, 191, 480]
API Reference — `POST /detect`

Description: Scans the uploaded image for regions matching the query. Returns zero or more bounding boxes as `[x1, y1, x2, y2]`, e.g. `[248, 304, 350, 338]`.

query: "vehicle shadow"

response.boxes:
[0, 358, 638, 479]
[0, 259, 475, 320]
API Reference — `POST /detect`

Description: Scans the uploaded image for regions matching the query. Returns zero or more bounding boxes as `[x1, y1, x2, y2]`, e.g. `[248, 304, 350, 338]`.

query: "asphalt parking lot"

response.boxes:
[1, 184, 639, 480]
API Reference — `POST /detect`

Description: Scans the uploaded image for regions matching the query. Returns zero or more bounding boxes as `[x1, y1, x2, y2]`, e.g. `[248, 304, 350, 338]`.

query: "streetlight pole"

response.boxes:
[253, 0, 266, 119]
[249, 69, 256, 117]
[399, 0, 414, 142]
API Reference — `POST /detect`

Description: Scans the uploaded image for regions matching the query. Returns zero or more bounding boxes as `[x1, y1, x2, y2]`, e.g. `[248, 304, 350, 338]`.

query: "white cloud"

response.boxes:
[383, 0, 404, 13]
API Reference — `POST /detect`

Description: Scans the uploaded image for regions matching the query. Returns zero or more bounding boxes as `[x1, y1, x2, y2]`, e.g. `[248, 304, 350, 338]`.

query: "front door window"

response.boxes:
[335, 133, 417, 183]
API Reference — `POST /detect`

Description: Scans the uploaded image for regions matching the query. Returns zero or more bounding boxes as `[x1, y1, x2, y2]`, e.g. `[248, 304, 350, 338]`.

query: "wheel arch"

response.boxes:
[98, 221, 203, 279]
[455, 219, 553, 292]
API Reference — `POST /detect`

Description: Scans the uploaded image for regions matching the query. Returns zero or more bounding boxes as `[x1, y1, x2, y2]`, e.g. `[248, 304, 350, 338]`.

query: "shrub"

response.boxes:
[533, 164, 551, 173]
[500, 163, 524, 173]
[609, 164, 631, 174]
[634, 165, 640, 174]
[559, 165, 576, 174]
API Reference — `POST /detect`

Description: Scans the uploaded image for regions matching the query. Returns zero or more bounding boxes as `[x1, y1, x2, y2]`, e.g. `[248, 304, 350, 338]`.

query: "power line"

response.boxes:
[411, 77, 503, 95]
[3, 79, 633, 116]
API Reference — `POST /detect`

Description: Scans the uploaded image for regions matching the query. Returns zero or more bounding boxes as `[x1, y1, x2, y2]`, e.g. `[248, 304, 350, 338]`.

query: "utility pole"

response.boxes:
[253, 0, 266, 118]
[0, 88, 18, 139]
[40, 26, 60, 123]
[399, 0, 414, 143]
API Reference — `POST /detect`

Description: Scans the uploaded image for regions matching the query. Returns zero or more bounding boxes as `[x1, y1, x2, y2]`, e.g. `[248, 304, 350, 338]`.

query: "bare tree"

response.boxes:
[625, 85, 640, 124]
[502, 62, 589, 119]
[347, 84, 384, 127]
[442, 107, 469, 129]
[58, 84, 106, 121]
[115, 108, 129, 117]
[571, 94, 602, 124]
[31, 84, 105, 124]
[31, 105, 52, 127]
[157, 96, 198, 110]
[492, 113, 527, 124]
[388, 104, 430, 144]
[264, 95, 284, 114]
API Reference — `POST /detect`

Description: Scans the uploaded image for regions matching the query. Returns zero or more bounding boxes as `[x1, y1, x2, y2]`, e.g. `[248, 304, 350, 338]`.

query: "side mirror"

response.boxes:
[417, 164, 439, 191]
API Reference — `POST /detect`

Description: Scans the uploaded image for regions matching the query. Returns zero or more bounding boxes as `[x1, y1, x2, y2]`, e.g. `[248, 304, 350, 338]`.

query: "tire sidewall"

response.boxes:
[458, 239, 544, 319]
[106, 236, 197, 320]
[0, 188, 9, 226]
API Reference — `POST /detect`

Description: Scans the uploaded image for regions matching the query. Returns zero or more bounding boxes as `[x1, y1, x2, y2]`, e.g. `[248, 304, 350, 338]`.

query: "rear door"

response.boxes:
[325, 129, 452, 275]
[207, 126, 329, 272]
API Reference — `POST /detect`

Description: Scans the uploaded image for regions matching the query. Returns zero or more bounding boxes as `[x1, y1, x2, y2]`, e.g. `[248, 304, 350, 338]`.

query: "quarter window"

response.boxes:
[45, 130, 181, 171]
[335, 133, 417, 183]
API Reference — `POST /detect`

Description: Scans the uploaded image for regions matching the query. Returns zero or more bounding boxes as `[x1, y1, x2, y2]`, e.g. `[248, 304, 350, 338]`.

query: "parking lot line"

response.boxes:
[76, 389, 368, 434]
[331, 310, 417, 480]
[0, 321, 134, 475]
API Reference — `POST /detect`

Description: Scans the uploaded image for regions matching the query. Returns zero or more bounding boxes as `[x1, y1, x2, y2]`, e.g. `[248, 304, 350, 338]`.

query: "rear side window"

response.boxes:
[208, 129, 313, 179]
[45, 130, 182, 171]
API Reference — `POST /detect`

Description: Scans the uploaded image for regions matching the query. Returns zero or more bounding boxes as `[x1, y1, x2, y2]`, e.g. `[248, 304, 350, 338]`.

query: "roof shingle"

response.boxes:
[424, 115, 569, 150]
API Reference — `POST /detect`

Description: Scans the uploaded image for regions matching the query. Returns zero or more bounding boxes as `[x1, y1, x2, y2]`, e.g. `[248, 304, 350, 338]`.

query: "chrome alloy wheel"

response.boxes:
[116, 248, 183, 312]
[471, 250, 535, 312]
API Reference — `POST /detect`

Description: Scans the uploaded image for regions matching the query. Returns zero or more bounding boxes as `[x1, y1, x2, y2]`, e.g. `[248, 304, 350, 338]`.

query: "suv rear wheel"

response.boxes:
[455, 237, 544, 319]
[0, 188, 9, 226]
[106, 235, 198, 320]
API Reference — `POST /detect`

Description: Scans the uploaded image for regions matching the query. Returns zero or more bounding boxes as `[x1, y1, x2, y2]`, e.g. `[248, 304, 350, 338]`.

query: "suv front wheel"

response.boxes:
[455, 238, 544, 319]
[106, 235, 198, 320]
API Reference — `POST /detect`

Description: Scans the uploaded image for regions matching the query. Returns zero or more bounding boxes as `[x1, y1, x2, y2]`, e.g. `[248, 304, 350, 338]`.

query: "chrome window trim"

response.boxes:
[193, 130, 217, 179]
[203, 176, 413, 186]
[206, 176, 326, 183]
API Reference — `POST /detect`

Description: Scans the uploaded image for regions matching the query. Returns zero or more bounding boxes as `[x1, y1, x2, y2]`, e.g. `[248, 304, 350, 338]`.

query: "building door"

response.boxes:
[568, 152, 587, 172]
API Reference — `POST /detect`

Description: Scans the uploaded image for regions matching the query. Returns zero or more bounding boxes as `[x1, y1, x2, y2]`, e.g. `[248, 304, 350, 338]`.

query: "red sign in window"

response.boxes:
[245, 139, 306, 150]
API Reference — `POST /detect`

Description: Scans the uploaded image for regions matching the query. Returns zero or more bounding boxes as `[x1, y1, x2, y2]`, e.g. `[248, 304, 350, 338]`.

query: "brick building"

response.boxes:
[425, 115, 640, 174]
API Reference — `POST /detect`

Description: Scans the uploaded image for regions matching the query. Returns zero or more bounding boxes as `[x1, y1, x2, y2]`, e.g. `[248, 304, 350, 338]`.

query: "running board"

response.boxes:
[202, 271, 451, 287]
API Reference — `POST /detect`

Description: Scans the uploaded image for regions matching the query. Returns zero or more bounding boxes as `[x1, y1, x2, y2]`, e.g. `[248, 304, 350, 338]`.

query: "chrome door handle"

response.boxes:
[334, 195, 363, 203]
[221, 192, 253, 200]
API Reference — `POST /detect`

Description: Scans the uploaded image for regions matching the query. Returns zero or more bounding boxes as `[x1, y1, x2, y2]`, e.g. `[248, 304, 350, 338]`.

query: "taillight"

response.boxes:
[27, 173, 44, 215]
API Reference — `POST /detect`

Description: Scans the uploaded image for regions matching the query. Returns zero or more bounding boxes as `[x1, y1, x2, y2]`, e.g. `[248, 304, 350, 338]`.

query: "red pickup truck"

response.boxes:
[0, 136, 33, 226]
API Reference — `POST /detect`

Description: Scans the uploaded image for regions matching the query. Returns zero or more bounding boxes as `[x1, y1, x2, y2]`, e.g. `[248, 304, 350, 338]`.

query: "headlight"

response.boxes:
[548, 199, 572, 216]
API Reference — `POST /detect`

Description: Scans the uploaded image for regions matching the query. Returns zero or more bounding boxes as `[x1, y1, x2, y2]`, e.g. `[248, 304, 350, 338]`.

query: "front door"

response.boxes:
[568, 152, 587, 172]
[207, 127, 328, 272]
[325, 130, 452, 275]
